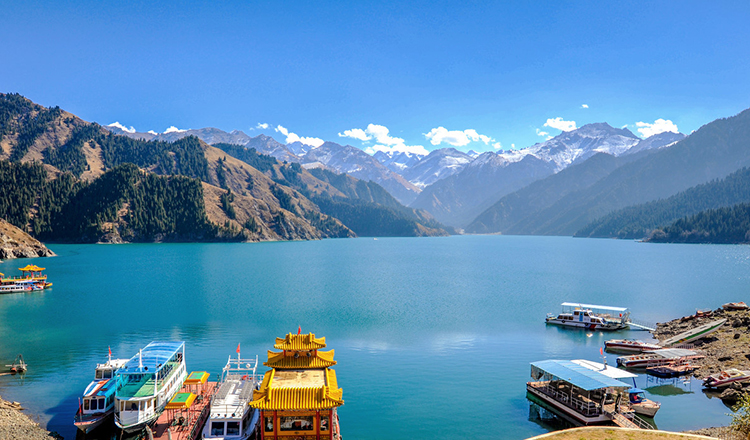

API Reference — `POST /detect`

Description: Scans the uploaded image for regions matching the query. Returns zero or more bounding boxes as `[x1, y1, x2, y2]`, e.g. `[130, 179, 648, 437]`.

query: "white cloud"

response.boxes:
[107, 121, 136, 133]
[339, 123, 428, 156]
[492, 142, 502, 150]
[256, 123, 269, 129]
[544, 117, 577, 132]
[535, 128, 551, 139]
[339, 128, 371, 142]
[147, 130, 158, 135]
[424, 127, 497, 147]
[635, 118, 679, 138]
[164, 126, 187, 134]
[275, 125, 324, 148]
[581, 104, 589, 109]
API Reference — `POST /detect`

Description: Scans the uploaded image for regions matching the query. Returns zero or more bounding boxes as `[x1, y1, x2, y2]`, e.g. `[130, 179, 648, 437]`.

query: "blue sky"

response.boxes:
[2, 1, 750, 154]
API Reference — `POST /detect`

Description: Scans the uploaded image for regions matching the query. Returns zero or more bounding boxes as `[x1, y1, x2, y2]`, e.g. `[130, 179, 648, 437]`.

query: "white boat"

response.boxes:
[203, 352, 261, 440]
[546, 303, 631, 331]
[0, 283, 32, 294]
[74, 355, 129, 433]
[114, 341, 188, 433]
[660, 319, 726, 347]
[627, 388, 660, 417]
[604, 339, 661, 353]
[703, 369, 750, 389]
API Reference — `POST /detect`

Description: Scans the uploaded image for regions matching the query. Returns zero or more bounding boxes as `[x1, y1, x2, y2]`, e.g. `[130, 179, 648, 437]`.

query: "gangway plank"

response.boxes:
[628, 322, 655, 331]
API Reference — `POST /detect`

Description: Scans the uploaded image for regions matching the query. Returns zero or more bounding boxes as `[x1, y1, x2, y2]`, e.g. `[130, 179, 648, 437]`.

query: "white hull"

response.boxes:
[74, 410, 112, 433]
[546, 318, 625, 331]
[632, 402, 659, 418]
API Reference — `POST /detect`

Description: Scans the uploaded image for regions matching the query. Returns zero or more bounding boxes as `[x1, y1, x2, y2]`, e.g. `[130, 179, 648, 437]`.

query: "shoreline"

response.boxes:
[0, 395, 61, 439]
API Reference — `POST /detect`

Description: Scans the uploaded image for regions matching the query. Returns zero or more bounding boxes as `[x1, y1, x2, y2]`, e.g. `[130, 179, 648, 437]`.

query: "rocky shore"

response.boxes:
[653, 306, 750, 403]
[0, 218, 55, 260]
[0, 396, 61, 439]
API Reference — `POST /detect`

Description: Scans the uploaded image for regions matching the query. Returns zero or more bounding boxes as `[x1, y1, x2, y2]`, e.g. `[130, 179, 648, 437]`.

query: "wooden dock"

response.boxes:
[148, 381, 217, 440]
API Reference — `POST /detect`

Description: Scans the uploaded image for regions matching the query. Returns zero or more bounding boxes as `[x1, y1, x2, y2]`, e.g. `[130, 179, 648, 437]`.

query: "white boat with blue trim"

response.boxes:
[114, 341, 188, 433]
[74, 353, 128, 433]
[546, 303, 631, 331]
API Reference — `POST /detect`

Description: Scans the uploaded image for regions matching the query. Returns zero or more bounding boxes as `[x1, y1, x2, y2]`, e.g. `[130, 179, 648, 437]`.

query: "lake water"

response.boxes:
[1, 236, 749, 439]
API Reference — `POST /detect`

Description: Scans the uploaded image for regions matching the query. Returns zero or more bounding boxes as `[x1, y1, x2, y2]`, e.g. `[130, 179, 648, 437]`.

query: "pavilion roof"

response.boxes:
[18, 265, 45, 272]
[264, 349, 336, 369]
[274, 333, 327, 351]
[249, 369, 343, 410]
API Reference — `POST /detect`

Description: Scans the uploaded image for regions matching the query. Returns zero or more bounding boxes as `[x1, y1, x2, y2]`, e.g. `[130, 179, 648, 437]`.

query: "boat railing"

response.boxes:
[533, 383, 601, 417]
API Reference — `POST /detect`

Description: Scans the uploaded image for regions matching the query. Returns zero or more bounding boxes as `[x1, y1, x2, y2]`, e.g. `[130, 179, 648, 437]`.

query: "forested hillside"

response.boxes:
[576, 167, 750, 239]
[647, 203, 750, 244]
[0, 93, 447, 242]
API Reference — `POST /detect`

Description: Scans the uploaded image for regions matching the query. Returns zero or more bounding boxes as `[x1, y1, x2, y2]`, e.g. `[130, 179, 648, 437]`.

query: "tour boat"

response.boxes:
[723, 302, 749, 311]
[604, 339, 661, 353]
[703, 369, 750, 389]
[203, 351, 260, 440]
[659, 319, 726, 347]
[74, 354, 129, 433]
[526, 359, 637, 425]
[546, 303, 631, 331]
[627, 388, 660, 418]
[616, 348, 703, 369]
[114, 341, 188, 433]
[0, 283, 32, 294]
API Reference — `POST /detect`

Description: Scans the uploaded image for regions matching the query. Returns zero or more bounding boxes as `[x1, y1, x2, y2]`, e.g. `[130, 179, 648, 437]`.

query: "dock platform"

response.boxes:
[149, 381, 217, 440]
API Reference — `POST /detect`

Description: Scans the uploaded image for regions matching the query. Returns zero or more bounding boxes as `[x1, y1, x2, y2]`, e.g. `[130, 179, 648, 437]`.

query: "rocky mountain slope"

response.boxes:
[0, 218, 55, 260]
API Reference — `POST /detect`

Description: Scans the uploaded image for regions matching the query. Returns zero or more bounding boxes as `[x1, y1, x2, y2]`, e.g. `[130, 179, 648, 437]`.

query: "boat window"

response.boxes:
[84, 399, 90, 411]
[265, 417, 274, 432]
[130, 402, 138, 411]
[211, 422, 225, 436]
[227, 421, 240, 435]
[279, 416, 314, 431]
[95, 370, 103, 379]
[104, 370, 112, 379]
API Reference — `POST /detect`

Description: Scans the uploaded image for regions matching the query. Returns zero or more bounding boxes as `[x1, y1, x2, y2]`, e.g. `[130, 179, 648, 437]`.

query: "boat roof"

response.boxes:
[119, 341, 184, 374]
[652, 348, 698, 357]
[570, 359, 638, 379]
[629, 388, 645, 394]
[531, 360, 631, 391]
[561, 302, 628, 312]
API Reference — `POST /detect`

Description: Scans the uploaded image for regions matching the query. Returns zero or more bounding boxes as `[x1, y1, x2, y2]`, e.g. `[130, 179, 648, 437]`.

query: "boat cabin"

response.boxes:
[203, 354, 260, 439]
[560, 303, 630, 323]
[527, 359, 633, 425]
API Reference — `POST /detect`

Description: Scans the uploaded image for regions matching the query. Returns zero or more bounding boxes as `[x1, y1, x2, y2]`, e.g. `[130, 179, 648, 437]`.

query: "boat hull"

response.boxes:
[605, 341, 661, 353]
[546, 319, 626, 331]
[526, 384, 611, 425]
[74, 410, 113, 434]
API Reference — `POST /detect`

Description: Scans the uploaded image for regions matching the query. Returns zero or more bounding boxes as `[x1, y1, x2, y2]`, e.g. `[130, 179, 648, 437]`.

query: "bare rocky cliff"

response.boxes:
[0, 218, 55, 260]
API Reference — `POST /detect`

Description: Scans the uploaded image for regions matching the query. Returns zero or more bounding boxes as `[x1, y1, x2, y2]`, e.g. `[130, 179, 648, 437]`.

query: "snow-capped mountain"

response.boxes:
[624, 131, 686, 156]
[372, 150, 426, 173]
[401, 148, 473, 188]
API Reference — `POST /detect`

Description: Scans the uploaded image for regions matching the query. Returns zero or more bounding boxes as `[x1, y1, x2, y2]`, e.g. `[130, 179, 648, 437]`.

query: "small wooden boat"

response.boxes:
[617, 348, 704, 368]
[660, 319, 726, 347]
[628, 388, 660, 417]
[703, 369, 750, 389]
[723, 302, 749, 311]
[695, 309, 713, 318]
[605, 339, 661, 353]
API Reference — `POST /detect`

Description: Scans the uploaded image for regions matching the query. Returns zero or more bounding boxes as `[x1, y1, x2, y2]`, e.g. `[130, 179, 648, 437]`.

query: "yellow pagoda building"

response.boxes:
[250, 332, 343, 440]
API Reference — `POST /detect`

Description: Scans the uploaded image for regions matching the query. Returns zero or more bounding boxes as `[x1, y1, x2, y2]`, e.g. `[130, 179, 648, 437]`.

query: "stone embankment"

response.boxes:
[653, 306, 750, 403]
[0, 396, 61, 439]
[0, 218, 55, 260]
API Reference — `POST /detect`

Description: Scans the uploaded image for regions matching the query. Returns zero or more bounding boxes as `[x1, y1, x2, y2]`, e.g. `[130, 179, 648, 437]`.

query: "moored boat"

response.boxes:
[616, 348, 703, 369]
[74, 353, 129, 434]
[0, 283, 32, 294]
[546, 303, 631, 331]
[646, 359, 699, 378]
[604, 339, 661, 353]
[202, 349, 260, 440]
[627, 388, 660, 418]
[659, 319, 726, 347]
[723, 302, 749, 311]
[114, 341, 188, 433]
[703, 369, 750, 389]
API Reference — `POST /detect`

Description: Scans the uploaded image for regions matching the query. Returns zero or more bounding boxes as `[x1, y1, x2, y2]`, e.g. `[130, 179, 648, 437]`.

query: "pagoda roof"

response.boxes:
[249, 368, 343, 410]
[264, 349, 336, 369]
[274, 333, 327, 350]
[18, 265, 44, 272]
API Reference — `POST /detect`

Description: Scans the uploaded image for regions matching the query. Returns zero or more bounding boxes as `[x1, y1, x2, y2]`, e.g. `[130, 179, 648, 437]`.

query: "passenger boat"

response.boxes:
[74, 353, 129, 433]
[604, 339, 661, 353]
[546, 303, 631, 331]
[203, 350, 260, 440]
[114, 341, 188, 433]
[0, 283, 32, 294]
[659, 319, 726, 347]
[723, 302, 749, 311]
[627, 388, 660, 417]
[616, 348, 704, 369]
[703, 369, 750, 389]
[526, 359, 637, 426]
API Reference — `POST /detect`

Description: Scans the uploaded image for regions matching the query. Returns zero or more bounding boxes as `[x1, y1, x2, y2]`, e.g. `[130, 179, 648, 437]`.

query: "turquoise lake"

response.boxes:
[1, 235, 749, 439]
